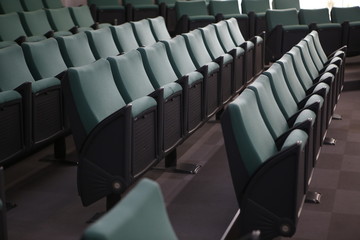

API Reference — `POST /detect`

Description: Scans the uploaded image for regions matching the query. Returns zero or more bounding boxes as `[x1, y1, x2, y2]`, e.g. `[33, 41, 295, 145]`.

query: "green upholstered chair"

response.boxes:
[182, 30, 221, 118]
[225, 18, 264, 78]
[331, 6, 360, 56]
[123, 0, 159, 21]
[175, 0, 215, 34]
[42, 0, 63, 8]
[148, 16, 171, 41]
[298, 9, 342, 56]
[131, 18, 157, 47]
[0, 44, 64, 148]
[108, 49, 183, 158]
[0, 0, 23, 13]
[221, 88, 307, 239]
[265, 8, 309, 62]
[0, 167, 7, 240]
[272, 0, 300, 10]
[0, 12, 46, 44]
[56, 32, 96, 67]
[110, 23, 140, 53]
[69, 5, 111, 30]
[200, 25, 234, 104]
[62, 59, 158, 207]
[241, 0, 269, 37]
[86, 27, 120, 59]
[21, 38, 68, 80]
[19, 9, 72, 39]
[87, 0, 125, 25]
[157, 0, 176, 34]
[46, 7, 92, 34]
[208, 0, 249, 40]
[248, 76, 316, 187]
[139, 42, 204, 136]
[81, 178, 178, 240]
[161, 35, 206, 132]
[213, 20, 246, 92]
[20, 0, 44, 11]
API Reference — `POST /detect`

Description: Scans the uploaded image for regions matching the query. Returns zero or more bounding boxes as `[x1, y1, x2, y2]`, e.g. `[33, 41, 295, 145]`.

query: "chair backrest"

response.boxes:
[65, 59, 126, 136]
[131, 19, 157, 47]
[46, 7, 76, 32]
[110, 23, 140, 53]
[294, 40, 320, 80]
[19, 9, 53, 37]
[21, 0, 44, 11]
[241, 0, 269, 14]
[182, 29, 214, 69]
[81, 178, 178, 240]
[0, 167, 7, 240]
[225, 18, 245, 46]
[272, 0, 300, 10]
[298, 8, 331, 25]
[161, 35, 198, 78]
[148, 16, 171, 41]
[247, 76, 289, 140]
[175, 0, 209, 20]
[88, 0, 120, 7]
[108, 50, 155, 103]
[0, 0, 23, 13]
[308, 31, 328, 64]
[69, 5, 95, 28]
[331, 6, 360, 23]
[209, 0, 240, 16]
[200, 24, 226, 60]
[213, 20, 237, 52]
[302, 36, 325, 72]
[86, 27, 120, 59]
[56, 32, 96, 67]
[22, 38, 68, 79]
[138, 42, 179, 89]
[266, 8, 299, 31]
[262, 64, 299, 119]
[0, 12, 28, 41]
[42, 0, 63, 8]
[123, 0, 153, 5]
[0, 44, 35, 91]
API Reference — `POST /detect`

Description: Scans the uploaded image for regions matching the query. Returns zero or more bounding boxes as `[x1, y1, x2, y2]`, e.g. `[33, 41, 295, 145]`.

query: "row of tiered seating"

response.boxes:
[221, 30, 345, 239]
[0, 0, 61, 13]
[0, 5, 111, 48]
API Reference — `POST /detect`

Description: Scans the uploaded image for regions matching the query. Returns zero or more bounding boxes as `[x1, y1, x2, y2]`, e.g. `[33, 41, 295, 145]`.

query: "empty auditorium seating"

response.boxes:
[272, 0, 300, 10]
[265, 8, 309, 62]
[208, 0, 249, 40]
[20, 0, 44, 12]
[42, 0, 63, 9]
[19, 9, 72, 38]
[241, 0, 269, 37]
[131, 18, 157, 47]
[86, 27, 120, 59]
[110, 23, 140, 53]
[124, 0, 160, 21]
[62, 58, 158, 207]
[175, 0, 215, 34]
[298, 8, 342, 56]
[69, 5, 112, 30]
[0, 0, 23, 13]
[56, 32, 96, 67]
[157, 0, 176, 34]
[46, 8, 91, 34]
[81, 178, 178, 240]
[148, 16, 171, 41]
[0, 167, 7, 240]
[221, 87, 308, 239]
[88, 0, 126, 25]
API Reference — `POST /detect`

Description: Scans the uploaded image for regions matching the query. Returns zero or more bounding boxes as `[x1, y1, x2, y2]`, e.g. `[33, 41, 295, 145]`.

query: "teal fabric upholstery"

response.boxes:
[110, 23, 140, 53]
[272, 0, 300, 10]
[69, 5, 111, 29]
[20, 0, 44, 11]
[331, 6, 360, 23]
[56, 32, 96, 67]
[0, 0, 23, 13]
[123, 0, 159, 21]
[148, 16, 171, 41]
[82, 179, 178, 240]
[42, 0, 63, 8]
[88, 0, 125, 25]
[22, 38, 68, 80]
[46, 8, 91, 33]
[241, 0, 269, 14]
[86, 27, 120, 59]
[131, 19, 157, 47]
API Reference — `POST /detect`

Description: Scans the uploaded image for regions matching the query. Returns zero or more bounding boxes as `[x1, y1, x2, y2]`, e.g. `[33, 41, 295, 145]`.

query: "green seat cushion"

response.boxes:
[187, 71, 203, 86]
[162, 82, 182, 99]
[0, 90, 22, 104]
[130, 96, 157, 118]
[282, 25, 308, 31]
[132, 4, 158, 10]
[281, 129, 308, 151]
[188, 15, 215, 21]
[293, 109, 316, 127]
[32, 77, 60, 93]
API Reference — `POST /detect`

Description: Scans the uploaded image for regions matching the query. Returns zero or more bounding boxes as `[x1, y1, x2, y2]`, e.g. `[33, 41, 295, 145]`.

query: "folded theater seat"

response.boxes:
[265, 8, 309, 62]
[225, 18, 264, 80]
[0, 44, 65, 153]
[62, 59, 158, 208]
[138, 42, 205, 138]
[110, 22, 140, 54]
[107, 50, 184, 164]
[182, 30, 223, 118]
[175, 0, 215, 34]
[221, 88, 308, 239]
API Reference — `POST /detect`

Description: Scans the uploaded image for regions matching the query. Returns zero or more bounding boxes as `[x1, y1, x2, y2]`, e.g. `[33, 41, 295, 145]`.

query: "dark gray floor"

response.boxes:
[3, 56, 360, 240]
